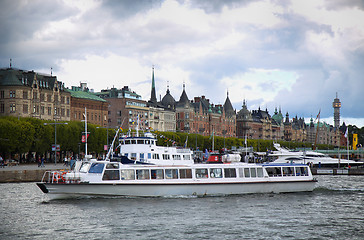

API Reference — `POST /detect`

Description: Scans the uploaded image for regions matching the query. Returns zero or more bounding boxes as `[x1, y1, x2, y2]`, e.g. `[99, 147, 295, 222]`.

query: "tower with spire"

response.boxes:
[333, 92, 341, 128]
[149, 66, 157, 106]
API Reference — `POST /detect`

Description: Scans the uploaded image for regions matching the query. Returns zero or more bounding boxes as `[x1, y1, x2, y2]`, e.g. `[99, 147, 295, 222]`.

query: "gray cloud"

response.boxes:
[1, 0, 364, 126]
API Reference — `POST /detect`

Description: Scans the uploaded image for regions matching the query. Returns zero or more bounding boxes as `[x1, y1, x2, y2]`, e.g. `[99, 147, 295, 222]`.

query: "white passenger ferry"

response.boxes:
[37, 160, 317, 200]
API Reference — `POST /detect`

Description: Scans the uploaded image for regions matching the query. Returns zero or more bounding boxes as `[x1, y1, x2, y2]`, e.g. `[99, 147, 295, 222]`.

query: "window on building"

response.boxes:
[0, 91, 4, 99]
[0, 102, 4, 113]
[10, 103, 16, 113]
[23, 91, 28, 99]
[23, 104, 28, 114]
[10, 90, 16, 98]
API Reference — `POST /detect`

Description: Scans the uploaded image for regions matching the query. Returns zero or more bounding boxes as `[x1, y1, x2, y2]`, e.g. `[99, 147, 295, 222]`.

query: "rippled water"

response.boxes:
[1, 175, 364, 240]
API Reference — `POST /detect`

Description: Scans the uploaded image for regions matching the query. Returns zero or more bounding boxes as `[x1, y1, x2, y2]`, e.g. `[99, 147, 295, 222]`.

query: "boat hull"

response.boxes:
[37, 180, 316, 200]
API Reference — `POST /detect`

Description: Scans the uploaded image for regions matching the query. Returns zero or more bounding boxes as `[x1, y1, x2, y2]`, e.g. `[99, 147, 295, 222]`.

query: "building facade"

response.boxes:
[68, 84, 108, 127]
[96, 86, 149, 130]
[0, 68, 70, 121]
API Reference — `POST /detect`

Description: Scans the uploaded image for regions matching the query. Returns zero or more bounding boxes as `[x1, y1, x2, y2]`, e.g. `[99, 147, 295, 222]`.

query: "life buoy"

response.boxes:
[53, 172, 60, 182]
[60, 171, 66, 182]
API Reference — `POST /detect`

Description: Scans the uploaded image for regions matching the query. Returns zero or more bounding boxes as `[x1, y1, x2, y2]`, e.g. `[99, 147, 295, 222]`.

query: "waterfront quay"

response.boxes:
[0, 163, 69, 183]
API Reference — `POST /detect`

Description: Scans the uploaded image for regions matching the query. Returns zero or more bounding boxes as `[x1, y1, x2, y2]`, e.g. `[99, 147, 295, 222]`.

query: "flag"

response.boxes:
[120, 126, 123, 131]
[184, 136, 188, 148]
[315, 109, 321, 121]
[81, 134, 89, 143]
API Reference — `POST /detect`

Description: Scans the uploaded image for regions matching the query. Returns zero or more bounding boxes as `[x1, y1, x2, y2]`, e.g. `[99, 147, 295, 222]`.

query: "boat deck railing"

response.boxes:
[41, 170, 80, 184]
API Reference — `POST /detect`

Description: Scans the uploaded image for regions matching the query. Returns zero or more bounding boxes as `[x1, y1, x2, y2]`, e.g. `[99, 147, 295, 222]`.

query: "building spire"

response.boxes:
[150, 66, 157, 103]
[51, 67, 53, 76]
[9, 58, 12, 68]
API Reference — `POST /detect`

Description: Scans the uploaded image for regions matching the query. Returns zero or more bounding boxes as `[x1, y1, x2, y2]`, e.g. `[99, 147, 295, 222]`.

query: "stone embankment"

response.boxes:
[0, 164, 69, 183]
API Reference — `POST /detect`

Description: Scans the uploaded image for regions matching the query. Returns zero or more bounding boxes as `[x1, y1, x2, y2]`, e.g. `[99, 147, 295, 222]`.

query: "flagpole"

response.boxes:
[85, 107, 88, 156]
[212, 127, 214, 152]
[245, 134, 247, 161]
[347, 130, 349, 161]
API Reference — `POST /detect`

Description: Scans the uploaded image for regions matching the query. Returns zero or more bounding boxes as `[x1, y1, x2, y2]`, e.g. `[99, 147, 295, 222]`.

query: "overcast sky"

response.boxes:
[1, 0, 364, 127]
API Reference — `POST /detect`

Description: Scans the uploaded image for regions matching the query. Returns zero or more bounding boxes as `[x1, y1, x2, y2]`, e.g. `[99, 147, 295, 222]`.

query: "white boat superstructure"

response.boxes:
[115, 132, 194, 165]
[37, 159, 317, 200]
[271, 143, 361, 167]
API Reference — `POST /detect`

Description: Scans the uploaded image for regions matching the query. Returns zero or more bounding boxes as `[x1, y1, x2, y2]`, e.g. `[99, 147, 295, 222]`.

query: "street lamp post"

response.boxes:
[44, 121, 68, 165]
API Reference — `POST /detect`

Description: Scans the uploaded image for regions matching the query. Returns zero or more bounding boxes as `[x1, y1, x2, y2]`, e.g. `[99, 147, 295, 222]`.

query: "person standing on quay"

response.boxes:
[0, 155, 4, 168]
[37, 156, 41, 167]
[41, 156, 45, 167]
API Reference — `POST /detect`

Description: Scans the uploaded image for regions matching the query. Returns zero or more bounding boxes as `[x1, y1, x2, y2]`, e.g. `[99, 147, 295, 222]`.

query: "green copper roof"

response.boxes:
[0, 69, 22, 86]
[67, 89, 107, 102]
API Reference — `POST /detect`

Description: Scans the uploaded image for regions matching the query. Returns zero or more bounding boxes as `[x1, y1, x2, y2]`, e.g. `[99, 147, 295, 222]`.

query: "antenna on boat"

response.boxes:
[105, 127, 121, 161]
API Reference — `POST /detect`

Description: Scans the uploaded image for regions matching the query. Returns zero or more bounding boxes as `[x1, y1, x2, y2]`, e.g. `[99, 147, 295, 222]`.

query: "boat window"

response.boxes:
[250, 168, 257, 178]
[295, 167, 308, 176]
[79, 162, 91, 173]
[125, 140, 131, 145]
[238, 168, 244, 178]
[151, 169, 164, 179]
[136, 169, 150, 180]
[224, 168, 237, 178]
[152, 153, 160, 159]
[183, 155, 191, 160]
[131, 140, 136, 144]
[137, 140, 144, 144]
[173, 155, 181, 160]
[88, 163, 105, 173]
[195, 168, 208, 179]
[283, 167, 295, 176]
[102, 170, 120, 180]
[244, 168, 250, 178]
[131, 153, 137, 160]
[265, 167, 282, 177]
[162, 154, 170, 160]
[106, 163, 119, 169]
[145, 140, 150, 145]
[257, 168, 264, 178]
[179, 169, 192, 179]
[148, 153, 152, 159]
[165, 169, 178, 179]
[210, 168, 222, 178]
[140, 153, 145, 161]
[120, 169, 135, 180]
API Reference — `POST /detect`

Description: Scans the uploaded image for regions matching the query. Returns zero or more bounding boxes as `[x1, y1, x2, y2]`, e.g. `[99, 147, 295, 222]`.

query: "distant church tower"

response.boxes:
[150, 66, 157, 104]
[332, 93, 341, 128]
